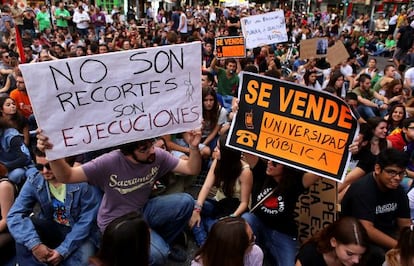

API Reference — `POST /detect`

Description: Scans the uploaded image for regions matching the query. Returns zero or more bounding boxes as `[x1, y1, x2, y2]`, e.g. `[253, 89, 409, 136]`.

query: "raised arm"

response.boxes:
[172, 129, 202, 176]
[37, 130, 87, 184]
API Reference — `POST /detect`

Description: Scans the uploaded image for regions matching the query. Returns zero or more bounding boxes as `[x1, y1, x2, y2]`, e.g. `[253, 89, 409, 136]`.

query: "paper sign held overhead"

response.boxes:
[215, 36, 246, 58]
[241, 10, 288, 49]
[20, 42, 203, 160]
[226, 72, 359, 182]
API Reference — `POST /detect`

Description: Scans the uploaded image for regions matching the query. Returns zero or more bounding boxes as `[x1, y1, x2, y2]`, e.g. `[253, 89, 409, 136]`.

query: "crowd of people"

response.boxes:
[0, 0, 414, 265]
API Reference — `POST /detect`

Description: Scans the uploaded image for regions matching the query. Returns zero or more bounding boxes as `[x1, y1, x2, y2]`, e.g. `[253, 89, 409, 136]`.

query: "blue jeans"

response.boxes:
[15, 217, 96, 266]
[242, 212, 298, 266]
[94, 25, 105, 40]
[143, 193, 194, 266]
[8, 168, 26, 186]
[191, 199, 217, 247]
[357, 103, 387, 119]
[16, 241, 95, 266]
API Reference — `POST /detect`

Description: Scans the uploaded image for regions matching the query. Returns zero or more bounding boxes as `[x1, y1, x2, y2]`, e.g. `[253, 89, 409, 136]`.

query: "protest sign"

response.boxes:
[300, 38, 328, 59]
[226, 72, 358, 182]
[215, 36, 246, 58]
[20, 42, 202, 160]
[295, 178, 338, 243]
[241, 10, 288, 49]
[327, 41, 349, 66]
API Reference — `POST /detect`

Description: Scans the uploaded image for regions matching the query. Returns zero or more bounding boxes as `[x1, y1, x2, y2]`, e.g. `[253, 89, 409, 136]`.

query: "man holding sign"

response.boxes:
[36, 129, 202, 265]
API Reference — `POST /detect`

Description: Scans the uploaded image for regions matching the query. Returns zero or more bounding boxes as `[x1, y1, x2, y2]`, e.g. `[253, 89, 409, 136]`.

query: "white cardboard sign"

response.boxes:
[20, 42, 202, 160]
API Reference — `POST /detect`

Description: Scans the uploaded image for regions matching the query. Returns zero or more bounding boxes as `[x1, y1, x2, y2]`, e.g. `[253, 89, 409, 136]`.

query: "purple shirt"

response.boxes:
[83, 148, 179, 231]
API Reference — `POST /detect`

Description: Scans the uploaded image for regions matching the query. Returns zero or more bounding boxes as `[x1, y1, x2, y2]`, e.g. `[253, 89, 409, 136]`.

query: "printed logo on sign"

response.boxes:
[236, 130, 257, 147]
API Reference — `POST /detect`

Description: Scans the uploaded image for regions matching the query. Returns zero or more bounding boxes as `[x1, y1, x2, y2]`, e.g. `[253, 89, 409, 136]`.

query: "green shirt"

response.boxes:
[216, 68, 239, 96]
[55, 8, 70, 28]
[385, 39, 396, 49]
[36, 11, 51, 32]
[353, 86, 375, 101]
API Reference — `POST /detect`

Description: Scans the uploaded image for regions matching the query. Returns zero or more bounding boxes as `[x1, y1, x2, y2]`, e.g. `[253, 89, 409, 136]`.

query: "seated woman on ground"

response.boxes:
[296, 216, 369, 266]
[189, 133, 253, 247]
[89, 211, 151, 266]
[338, 117, 392, 201]
[0, 96, 30, 147]
[383, 226, 414, 266]
[201, 86, 228, 153]
[191, 216, 263, 266]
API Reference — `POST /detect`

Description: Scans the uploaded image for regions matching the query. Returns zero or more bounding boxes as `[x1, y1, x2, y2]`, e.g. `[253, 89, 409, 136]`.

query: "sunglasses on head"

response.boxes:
[36, 163, 51, 171]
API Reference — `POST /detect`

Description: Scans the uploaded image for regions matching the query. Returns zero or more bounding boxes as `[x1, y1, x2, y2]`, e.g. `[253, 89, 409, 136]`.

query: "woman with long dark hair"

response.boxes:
[241, 153, 320, 266]
[192, 216, 263, 266]
[89, 212, 150, 266]
[189, 133, 253, 247]
[201, 87, 227, 152]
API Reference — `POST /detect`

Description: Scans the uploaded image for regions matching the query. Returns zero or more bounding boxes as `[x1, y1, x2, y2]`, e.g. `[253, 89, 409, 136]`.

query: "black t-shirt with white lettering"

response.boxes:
[341, 173, 410, 236]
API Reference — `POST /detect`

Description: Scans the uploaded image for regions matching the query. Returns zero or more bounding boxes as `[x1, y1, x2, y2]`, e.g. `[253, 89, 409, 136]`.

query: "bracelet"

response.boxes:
[189, 146, 198, 151]
[194, 202, 203, 211]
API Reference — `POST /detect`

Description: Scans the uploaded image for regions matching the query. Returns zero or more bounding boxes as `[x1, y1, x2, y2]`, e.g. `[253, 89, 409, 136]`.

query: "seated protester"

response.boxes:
[191, 216, 263, 266]
[352, 74, 388, 119]
[345, 92, 366, 124]
[383, 226, 414, 266]
[338, 118, 392, 200]
[89, 212, 150, 266]
[296, 216, 369, 266]
[385, 104, 406, 135]
[7, 150, 101, 266]
[201, 87, 227, 153]
[0, 96, 30, 147]
[0, 120, 33, 186]
[258, 48, 281, 75]
[36, 129, 203, 265]
[341, 148, 412, 265]
[0, 163, 16, 265]
[241, 153, 320, 266]
[387, 117, 414, 152]
[190, 133, 253, 247]
[209, 56, 240, 113]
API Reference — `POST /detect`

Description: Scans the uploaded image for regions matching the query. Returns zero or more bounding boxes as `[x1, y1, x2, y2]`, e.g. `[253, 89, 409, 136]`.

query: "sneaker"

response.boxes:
[168, 246, 187, 262]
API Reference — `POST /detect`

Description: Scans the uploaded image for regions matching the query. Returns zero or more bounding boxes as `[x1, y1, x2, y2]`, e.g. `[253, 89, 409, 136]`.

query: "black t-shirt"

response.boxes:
[227, 15, 240, 36]
[341, 173, 410, 237]
[296, 241, 327, 266]
[397, 26, 414, 50]
[250, 159, 305, 237]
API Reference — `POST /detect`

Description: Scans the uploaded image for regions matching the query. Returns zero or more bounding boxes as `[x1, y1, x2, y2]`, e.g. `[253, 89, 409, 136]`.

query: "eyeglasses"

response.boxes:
[36, 163, 51, 171]
[382, 168, 406, 177]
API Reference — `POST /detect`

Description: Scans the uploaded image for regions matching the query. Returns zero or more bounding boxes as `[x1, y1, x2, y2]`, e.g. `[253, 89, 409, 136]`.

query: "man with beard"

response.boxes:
[36, 130, 202, 265]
